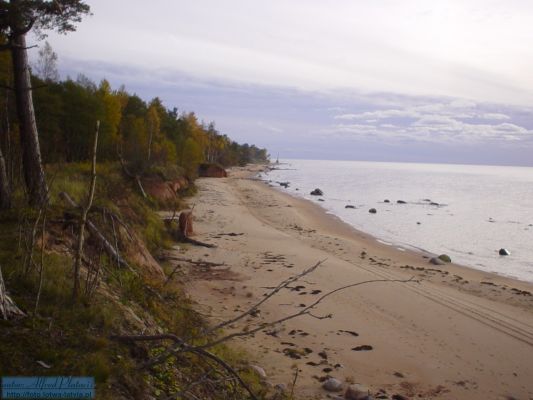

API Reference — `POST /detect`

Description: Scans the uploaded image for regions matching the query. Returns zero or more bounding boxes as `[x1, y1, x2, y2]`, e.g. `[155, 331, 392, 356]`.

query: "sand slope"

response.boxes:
[174, 166, 533, 399]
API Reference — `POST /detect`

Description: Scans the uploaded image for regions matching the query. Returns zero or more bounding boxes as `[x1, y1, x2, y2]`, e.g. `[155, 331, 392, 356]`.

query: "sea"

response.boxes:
[262, 159, 533, 283]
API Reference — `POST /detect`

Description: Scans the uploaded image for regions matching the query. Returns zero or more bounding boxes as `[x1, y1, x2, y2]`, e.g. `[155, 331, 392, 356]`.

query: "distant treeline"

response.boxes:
[0, 49, 269, 179]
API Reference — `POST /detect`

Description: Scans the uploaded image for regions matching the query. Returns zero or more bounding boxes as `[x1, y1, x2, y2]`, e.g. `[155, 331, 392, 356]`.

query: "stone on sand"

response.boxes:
[250, 365, 267, 379]
[369, 208, 377, 214]
[437, 254, 452, 263]
[322, 377, 343, 392]
[345, 383, 372, 400]
[430, 257, 446, 265]
[311, 188, 324, 196]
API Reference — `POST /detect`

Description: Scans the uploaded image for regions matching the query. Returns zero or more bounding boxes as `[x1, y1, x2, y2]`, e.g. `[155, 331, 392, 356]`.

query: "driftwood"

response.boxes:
[0, 265, 25, 319]
[178, 211, 193, 236]
[170, 210, 216, 248]
[176, 234, 217, 248]
[59, 191, 129, 269]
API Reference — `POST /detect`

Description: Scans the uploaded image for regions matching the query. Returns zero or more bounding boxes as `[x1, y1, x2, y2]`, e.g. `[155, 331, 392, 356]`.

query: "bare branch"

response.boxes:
[60, 191, 129, 269]
[196, 276, 418, 351]
[110, 334, 258, 400]
[203, 260, 324, 336]
[33, 211, 46, 318]
[72, 121, 99, 300]
[0, 84, 14, 91]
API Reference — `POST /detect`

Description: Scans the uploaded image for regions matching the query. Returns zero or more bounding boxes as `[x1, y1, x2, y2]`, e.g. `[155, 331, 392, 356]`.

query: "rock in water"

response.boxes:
[499, 248, 511, 256]
[322, 378, 343, 392]
[345, 384, 371, 400]
[384, 199, 390, 203]
[310, 188, 324, 196]
[437, 254, 451, 263]
[397, 200, 407, 204]
[345, 205, 356, 209]
[369, 208, 377, 214]
[430, 257, 446, 265]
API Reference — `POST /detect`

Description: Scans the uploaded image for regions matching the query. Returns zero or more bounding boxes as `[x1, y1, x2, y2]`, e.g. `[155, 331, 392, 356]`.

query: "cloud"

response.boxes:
[41, 0, 533, 106]
[328, 99, 533, 144]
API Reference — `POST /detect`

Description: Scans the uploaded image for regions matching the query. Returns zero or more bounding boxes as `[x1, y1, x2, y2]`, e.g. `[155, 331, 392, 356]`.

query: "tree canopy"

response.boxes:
[0, 0, 90, 37]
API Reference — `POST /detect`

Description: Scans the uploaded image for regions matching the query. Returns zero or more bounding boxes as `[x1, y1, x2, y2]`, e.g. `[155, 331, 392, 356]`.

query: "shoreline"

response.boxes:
[264, 160, 533, 285]
[176, 164, 533, 399]
[259, 166, 533, 293]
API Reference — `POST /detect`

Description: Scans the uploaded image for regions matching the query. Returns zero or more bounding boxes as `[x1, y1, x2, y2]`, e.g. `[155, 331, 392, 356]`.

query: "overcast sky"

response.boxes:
[38, 0, 533, 166]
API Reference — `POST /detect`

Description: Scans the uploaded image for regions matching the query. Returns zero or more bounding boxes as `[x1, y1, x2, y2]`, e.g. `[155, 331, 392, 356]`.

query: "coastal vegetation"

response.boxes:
[0, 1, 269, 398]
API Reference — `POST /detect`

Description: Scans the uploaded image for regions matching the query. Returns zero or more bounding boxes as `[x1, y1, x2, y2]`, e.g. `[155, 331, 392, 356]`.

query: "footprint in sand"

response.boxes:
[352, 345, 373, 351]
[338, 330, 359, 337]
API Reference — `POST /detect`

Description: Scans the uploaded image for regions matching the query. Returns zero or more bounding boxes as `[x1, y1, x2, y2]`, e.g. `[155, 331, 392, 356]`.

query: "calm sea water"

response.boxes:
[263, 159, 533, 283]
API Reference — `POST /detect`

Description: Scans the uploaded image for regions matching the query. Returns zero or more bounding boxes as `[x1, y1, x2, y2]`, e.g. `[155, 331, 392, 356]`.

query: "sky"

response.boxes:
[36, 0, 533, 166]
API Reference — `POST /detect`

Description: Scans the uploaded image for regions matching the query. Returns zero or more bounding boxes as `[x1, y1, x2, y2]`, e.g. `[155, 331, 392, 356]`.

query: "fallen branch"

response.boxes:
[203, 261, 324, 336]
[195, 276, 418, 351]
[174, 232, 217, 248]
[110, 334, 258, 400]
[159, 255, 224, 268]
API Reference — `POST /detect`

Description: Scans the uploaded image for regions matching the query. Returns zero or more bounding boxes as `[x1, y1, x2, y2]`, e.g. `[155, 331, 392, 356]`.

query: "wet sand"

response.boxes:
[170, 165, 533, 399]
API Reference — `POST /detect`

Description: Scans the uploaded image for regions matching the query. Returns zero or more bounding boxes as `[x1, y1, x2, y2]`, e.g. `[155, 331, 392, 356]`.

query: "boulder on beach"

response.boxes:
[250, 365, 267, 379]
[345, 205, 356, 209]
[310, 188, 324, 196]
[198, 163, 227, 178]
[397, 200, 407, 204]
[499, 248, 511, 256]
[430, 257, 446, 265]
[384, 199, 390, 203]
[438, 254, 451, 263]
[369, 208, 377, 214]
[279, 182, 290, 188]
[345, 384, 371, 400]
[322, 377, 343, 392]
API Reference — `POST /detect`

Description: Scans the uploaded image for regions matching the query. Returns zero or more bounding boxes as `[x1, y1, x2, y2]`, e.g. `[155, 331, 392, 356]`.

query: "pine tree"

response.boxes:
[0, 0, 90, 205]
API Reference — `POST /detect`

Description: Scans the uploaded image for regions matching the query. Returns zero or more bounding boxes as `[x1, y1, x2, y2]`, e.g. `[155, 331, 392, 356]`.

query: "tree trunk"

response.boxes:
[0, 264, 25, 319]
[10, 33, 48, 205]
[0, 144, 10, 209]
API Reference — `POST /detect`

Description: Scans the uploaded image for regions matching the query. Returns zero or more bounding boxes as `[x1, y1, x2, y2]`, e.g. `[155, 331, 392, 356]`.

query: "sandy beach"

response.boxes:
[172, 165, 533, 399]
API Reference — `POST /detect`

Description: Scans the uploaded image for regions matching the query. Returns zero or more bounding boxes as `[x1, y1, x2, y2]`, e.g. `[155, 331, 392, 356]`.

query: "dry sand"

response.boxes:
[170, 165, 533, 399]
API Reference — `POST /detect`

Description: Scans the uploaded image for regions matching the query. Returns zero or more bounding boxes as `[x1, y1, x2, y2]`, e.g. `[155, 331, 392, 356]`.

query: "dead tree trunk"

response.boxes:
[178, 211, 193, 237]
[0, 264, 25, 319]
[10, 33, 48, 205]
